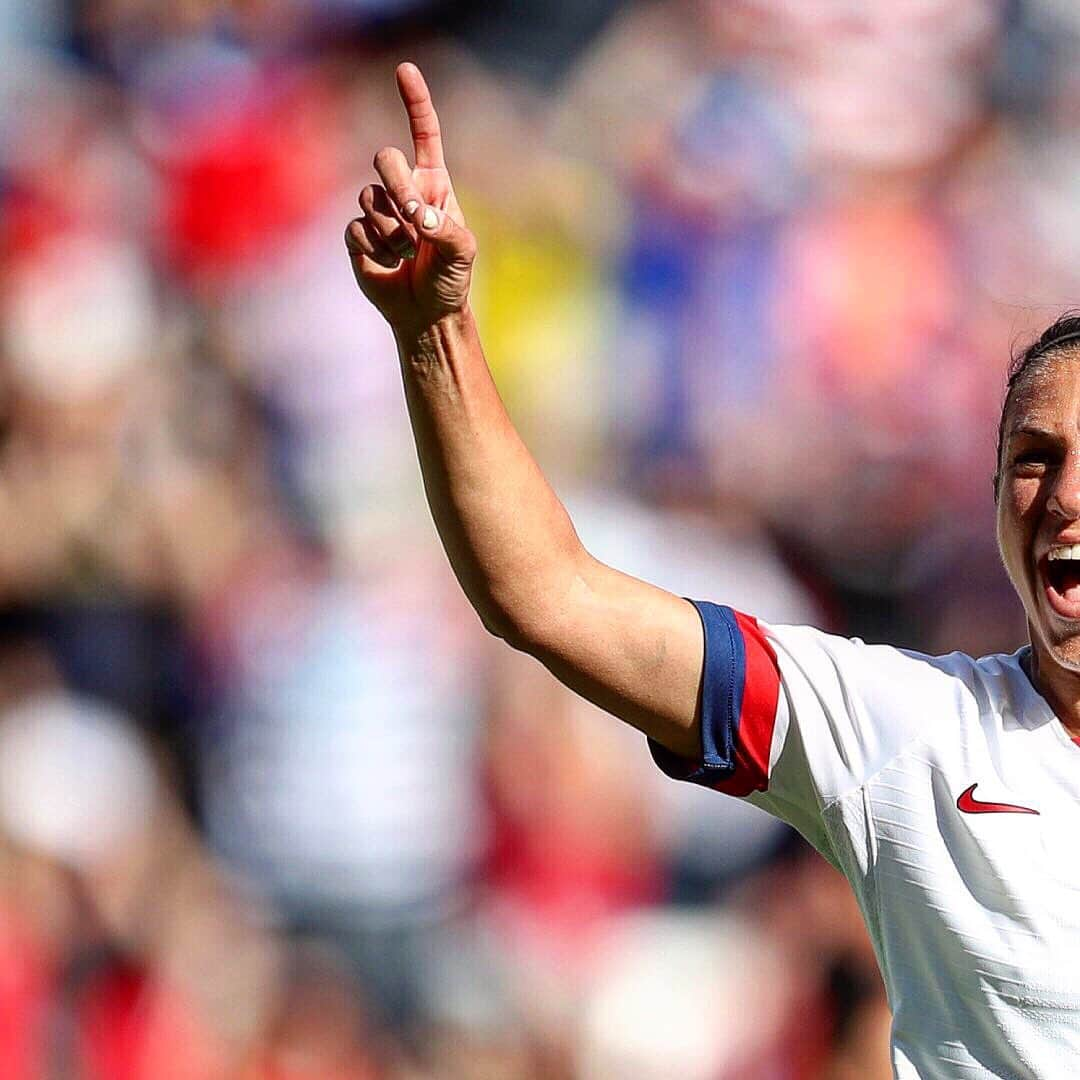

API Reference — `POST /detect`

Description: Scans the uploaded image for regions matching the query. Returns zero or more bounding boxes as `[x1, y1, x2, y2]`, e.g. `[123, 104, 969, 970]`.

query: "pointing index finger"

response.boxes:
[396, 62, 445, 170]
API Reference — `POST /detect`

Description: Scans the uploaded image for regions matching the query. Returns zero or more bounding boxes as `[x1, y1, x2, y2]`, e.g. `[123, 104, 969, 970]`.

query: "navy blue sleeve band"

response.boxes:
[647, 600, 743, 785]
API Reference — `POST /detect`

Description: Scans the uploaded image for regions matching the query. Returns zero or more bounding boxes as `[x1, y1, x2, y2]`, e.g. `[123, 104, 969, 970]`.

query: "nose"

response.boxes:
[1048, 451, 1080, 520]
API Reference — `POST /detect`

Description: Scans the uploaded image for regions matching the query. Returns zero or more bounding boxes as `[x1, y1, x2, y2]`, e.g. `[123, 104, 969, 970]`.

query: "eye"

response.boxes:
[1012, 449, 1058, 476]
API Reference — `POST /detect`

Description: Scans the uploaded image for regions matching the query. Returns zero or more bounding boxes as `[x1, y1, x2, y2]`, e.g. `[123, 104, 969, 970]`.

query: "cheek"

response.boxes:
[998, 481, 1041, 564]
[1009, 480, 1041, 521]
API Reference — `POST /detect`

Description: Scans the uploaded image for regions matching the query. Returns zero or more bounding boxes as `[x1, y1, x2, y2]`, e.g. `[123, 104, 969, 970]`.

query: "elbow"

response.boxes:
[476, 603, 517, 645]
[475, 601, 533, 652]
[474, 582, 568, 654]
[469, 544, 589, 654]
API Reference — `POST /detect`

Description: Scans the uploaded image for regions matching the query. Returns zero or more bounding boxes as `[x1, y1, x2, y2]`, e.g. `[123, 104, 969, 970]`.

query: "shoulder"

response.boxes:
[901, 646, 1045, 724]
[882, 646, 1056, 770]
[762, 621, 987, 701]
[759, 627, 1037, 750]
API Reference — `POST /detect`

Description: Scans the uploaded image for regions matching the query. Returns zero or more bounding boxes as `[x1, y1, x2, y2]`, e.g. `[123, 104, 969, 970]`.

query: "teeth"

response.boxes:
[1049, 545, 1080, 561]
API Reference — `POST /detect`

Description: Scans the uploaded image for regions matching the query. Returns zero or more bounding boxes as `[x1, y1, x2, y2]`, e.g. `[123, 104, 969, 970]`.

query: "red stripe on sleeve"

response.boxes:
[712, 612, 782, 797]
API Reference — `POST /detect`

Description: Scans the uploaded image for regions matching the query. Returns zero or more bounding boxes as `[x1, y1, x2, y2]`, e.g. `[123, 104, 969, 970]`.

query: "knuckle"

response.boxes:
[371, 215, 398, 240]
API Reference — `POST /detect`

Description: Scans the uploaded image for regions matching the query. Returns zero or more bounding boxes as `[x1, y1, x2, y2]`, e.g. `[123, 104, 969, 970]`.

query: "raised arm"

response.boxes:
[345, 63, 703, 759]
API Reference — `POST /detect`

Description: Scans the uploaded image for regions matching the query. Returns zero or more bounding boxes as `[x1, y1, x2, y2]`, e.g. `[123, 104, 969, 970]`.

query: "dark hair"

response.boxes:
[994, 312, 1080, 499]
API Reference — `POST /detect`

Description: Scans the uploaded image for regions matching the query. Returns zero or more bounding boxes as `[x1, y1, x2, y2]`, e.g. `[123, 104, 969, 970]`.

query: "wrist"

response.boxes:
[393, 306, 475, 355]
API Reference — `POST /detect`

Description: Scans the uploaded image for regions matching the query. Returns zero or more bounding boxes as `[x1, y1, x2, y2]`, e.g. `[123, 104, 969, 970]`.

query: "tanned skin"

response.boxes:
[345, 63, 704, 759]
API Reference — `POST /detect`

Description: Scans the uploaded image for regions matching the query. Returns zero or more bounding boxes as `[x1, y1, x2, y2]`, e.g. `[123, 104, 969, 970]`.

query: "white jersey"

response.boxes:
[650, 601, 1080, 1079]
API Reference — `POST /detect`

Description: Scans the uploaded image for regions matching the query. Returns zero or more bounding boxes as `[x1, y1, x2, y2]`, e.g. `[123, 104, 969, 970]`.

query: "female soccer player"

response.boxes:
[346, 63, 1080, 1078]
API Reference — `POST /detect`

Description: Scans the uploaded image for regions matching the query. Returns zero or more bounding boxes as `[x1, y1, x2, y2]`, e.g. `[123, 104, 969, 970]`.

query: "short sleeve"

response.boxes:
[648, 603, 781, 796]
[649, 600, 963, 841]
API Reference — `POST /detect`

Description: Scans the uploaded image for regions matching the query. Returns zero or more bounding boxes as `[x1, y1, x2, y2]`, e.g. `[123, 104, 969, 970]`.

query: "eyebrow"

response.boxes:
[1009, 425, 1060, 440]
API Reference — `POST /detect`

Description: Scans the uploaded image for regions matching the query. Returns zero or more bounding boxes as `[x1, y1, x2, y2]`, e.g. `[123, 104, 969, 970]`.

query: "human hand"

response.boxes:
[345, 63, 476, 339]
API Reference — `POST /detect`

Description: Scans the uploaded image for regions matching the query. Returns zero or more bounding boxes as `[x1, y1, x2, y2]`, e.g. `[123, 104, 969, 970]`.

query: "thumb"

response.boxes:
[417, 204, 476, 267]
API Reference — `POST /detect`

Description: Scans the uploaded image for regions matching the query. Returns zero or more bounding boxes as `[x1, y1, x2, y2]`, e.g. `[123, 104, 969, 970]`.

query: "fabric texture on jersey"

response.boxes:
[648, 601, 1080, 1079]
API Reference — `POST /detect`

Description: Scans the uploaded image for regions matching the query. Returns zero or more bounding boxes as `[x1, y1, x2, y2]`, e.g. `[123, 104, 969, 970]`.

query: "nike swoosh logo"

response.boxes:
[956, 783, 1039, 816]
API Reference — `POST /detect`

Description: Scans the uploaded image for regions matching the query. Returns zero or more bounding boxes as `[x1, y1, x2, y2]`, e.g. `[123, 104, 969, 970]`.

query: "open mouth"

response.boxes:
[1042, 551, 1080, 618]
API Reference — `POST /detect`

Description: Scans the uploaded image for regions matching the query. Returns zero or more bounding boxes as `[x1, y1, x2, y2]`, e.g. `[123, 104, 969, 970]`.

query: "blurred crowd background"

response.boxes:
[0, 0, 1074, 1075]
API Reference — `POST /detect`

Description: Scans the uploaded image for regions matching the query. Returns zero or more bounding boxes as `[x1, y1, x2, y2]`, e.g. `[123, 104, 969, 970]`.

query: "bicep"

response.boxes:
[521, 551, 705, 759]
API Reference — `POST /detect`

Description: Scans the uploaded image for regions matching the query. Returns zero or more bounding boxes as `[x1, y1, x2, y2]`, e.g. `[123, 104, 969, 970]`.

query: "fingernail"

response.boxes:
[404, 200, 419, 216]
[422, 207, 439, 230]
[402, 243, 417, 260]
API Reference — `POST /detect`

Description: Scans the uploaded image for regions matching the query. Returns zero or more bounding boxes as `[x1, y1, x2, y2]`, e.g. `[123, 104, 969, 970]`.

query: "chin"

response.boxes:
[1037, 629, 1080, 672]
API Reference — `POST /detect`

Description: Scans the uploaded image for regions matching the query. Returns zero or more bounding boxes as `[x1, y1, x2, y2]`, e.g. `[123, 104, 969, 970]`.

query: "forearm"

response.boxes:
[349, 65, 705, 756]
[394, 307, 584, 644]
